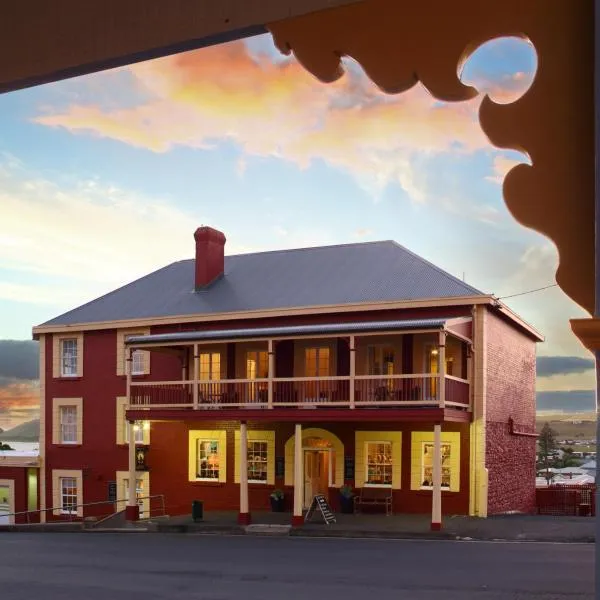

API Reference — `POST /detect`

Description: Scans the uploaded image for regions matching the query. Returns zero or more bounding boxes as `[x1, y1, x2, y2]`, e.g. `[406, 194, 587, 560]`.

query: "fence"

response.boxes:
[535, 484, 595, 516]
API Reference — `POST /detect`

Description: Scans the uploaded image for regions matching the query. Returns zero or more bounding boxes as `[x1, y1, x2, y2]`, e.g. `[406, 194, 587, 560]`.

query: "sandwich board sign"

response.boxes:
[304, 494, 336, 524]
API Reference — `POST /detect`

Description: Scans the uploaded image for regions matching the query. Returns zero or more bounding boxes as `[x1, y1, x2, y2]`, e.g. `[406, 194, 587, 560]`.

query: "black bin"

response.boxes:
[192, 500, 203, 522]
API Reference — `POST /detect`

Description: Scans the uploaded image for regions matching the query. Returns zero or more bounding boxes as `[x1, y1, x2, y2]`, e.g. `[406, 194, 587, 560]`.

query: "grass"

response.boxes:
[536, 411, 597, 442]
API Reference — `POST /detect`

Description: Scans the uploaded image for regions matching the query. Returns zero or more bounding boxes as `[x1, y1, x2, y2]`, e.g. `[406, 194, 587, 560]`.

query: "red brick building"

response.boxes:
[33, 227, 542, 528]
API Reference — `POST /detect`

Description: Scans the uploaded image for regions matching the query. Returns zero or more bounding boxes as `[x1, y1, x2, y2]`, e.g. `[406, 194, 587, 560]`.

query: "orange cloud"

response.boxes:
[486, 155, 526, 185]
[34, 41, 532, 199]
[0, 381, 40, 430]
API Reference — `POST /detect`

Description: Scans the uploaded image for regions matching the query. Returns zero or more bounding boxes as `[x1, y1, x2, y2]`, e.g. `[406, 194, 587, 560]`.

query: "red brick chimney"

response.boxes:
[194, 226, 226, 289]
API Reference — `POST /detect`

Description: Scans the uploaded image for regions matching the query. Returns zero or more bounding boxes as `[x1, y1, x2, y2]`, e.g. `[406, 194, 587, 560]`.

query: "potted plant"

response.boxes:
[270, 489, 285, 512]
[339, 485, 354, 514]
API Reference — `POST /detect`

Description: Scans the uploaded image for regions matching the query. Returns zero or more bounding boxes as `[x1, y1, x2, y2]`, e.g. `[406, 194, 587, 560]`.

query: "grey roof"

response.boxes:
[40, 240, 485, 327]
[126, 318, 450, 346]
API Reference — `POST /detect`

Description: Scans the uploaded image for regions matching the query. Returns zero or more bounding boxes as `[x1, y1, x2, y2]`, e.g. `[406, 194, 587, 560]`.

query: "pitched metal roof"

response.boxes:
[125, 318, 451, 346]
[40, 240, 485, 327]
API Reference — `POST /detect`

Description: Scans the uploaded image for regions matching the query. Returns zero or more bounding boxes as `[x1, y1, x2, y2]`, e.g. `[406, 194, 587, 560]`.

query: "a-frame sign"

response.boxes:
[304, 494, 336, 524]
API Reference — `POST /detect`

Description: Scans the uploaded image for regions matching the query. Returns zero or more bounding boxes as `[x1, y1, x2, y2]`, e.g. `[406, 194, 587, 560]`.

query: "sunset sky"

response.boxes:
[0, 33, 594, 429]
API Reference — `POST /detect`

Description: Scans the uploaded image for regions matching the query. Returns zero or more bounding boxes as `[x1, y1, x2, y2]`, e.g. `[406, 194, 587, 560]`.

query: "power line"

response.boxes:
[497, 283, 558, 300]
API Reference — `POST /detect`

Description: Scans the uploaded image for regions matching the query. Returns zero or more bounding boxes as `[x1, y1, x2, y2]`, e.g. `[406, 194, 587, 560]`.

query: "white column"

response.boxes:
[349, 335, 356, 409]
[268, 339, 274, 409]
[438, 331, 446, 408]
[292, 423, 303, 525]
[193, 343, 199, 409]
[431, 423, 442, 530]
[126, 419, 138, 520]
[238, 421, 250, 524]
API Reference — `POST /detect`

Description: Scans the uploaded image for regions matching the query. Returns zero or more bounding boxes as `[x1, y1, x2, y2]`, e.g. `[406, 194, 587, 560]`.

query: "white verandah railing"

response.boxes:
[128, 373, 470, 410]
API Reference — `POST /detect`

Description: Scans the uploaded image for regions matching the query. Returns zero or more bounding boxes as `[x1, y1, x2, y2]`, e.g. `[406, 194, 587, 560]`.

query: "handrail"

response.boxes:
[2, 494, 166, 524]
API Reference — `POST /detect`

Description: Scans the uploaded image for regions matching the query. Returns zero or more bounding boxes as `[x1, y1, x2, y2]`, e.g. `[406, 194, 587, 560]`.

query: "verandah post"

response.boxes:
[431, 423, 442, 531]
[349, 335, 356, 409]
[292, 423, 303, 526]
[238, 421, 251, 525]
[438, 331, 446, 409]
[193, 343, 199, 409]
[268, 339, 274, 409]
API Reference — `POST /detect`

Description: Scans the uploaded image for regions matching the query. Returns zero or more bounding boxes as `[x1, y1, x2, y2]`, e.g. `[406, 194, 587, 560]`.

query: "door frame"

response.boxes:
[0, 479, 15, 525]
[302, 447, 333, 508]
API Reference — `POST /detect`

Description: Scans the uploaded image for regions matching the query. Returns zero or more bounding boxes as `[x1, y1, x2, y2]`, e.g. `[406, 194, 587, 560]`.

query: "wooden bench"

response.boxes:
[354, 487, 393, 516]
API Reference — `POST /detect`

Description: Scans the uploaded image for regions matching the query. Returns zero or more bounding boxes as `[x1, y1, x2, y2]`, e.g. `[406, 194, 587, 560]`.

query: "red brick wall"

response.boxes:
[149, 420, 470, 517]
[484, 309, 537, 514]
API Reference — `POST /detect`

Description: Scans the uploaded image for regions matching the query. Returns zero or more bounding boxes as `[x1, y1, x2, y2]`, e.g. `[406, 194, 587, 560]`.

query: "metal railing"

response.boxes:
[1, 494, 166, 525]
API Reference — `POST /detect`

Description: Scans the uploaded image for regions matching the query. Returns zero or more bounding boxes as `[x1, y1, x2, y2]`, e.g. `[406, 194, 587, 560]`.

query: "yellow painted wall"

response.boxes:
[354, 431, 402, 489]
[410, 431, 460, 492]
[233, 430, 275, 484]
[188, 430, 227, 482]
[284, 428, 344, 487]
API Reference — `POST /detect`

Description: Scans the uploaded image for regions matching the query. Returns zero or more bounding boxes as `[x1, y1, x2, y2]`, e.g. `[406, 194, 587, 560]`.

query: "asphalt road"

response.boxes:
[0, 533, 593, 599]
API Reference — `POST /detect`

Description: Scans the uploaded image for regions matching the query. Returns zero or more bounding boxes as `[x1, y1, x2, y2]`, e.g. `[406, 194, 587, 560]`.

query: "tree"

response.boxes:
[0, 443, 14, 451]
[537, 422, 558, 483]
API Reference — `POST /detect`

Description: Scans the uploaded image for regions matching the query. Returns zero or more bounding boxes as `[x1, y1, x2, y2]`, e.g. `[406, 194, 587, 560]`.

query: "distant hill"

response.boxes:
[536, 390, 595, 413]
[0, 419, 39, 441]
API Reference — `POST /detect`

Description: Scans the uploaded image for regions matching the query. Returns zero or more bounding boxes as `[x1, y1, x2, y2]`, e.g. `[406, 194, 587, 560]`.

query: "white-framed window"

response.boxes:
[367, 345, 395, 375]
[365, 441, 393, 487]
[199, 353, 221, 380]
[247, 441, 268, 483]
[60, 477, 78, 514]
[123, 477, 146, 517]
[59, 405, 78, 444]
[131, 350, 145, 376]
[197, 440, 220, 480]
[124, 420, 147, 444]
[421, 442, 452, 489]
[60, 339, 78, 377]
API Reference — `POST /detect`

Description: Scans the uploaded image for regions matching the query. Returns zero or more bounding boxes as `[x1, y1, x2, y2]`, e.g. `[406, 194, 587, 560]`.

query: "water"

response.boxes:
[0, 441, 39, 453]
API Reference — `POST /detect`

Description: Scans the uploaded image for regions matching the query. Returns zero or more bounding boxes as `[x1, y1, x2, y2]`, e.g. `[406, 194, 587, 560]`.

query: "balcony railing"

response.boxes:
[129, 374, 470, 410]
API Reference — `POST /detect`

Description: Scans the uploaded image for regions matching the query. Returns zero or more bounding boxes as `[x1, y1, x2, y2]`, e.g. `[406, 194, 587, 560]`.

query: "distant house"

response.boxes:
[32, 227, 543, 527]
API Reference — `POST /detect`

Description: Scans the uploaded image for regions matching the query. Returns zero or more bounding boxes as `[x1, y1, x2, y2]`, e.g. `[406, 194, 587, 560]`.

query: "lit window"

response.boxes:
[59, 406, 77, 444]
[247, 441, 268, 483]
[124, 420, 147, 444]
[60, 477, 78, 514]
[197, 440, 220, 480]
[365, 442, 392, 486]
[367, 346, 395, 376]
[199, 353, 221, 380]
[421, 443, 451, 489]
[305, 347, 330, 377]
[61, 339, 78, 377]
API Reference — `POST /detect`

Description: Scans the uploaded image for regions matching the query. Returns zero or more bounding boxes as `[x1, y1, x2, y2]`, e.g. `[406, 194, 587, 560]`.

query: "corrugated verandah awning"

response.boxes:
[125, 317, 460, 346]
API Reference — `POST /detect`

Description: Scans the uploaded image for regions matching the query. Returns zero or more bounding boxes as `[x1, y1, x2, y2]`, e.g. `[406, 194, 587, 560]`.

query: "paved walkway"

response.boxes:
[146, 511, 596, 543]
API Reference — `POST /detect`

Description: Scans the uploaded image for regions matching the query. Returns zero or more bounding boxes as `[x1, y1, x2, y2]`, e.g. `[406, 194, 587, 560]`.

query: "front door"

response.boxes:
[303, 450, 328, 508]
[0, 485, 11, 524]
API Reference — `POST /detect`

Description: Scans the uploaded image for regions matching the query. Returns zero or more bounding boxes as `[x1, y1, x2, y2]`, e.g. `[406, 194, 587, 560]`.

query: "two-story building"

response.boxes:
[33, 226, 542, 529]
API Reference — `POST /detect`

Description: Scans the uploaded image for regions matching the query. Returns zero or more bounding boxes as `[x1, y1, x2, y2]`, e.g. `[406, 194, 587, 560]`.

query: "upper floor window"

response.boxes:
[131, 350, 145, 376]
[124, 420, 147, 444]
[305, 347, 330, 377]
[367, 346, 395, 376]
[59, 405, 77, 444]
[199, 352, 221, 381]
[60, 339, 78, 377]
[246, 351, 268, 379]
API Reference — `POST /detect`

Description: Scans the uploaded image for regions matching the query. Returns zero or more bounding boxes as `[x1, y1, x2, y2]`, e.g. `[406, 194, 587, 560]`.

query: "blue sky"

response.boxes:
[0, 33, 594, 427]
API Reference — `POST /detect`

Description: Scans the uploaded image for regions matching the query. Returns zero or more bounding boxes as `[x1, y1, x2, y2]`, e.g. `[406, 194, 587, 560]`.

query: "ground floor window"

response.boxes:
[60, 477, 78, 514]
[421, 442, 451, 488]
[365, 442, 393, 486]
[247, 441, 268, 483]
[197, 440, 220, 480]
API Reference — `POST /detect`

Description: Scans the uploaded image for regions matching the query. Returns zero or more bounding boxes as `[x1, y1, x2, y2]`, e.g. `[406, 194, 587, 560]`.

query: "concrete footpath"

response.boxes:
[0, 512, 594, 542]
[144, 511, 595, 543]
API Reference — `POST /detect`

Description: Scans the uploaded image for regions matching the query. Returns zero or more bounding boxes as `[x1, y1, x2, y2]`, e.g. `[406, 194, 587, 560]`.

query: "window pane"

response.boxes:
[421, 443, 451, 488]
[60, 477, 77, 513]
[197, 440, 220, 479]
[248, 441, 268, 482]
[132, 350, 144, 375]
[61, 339, 78, 376]
[365, 442, 392, 486]
[60, 406, 77, 443]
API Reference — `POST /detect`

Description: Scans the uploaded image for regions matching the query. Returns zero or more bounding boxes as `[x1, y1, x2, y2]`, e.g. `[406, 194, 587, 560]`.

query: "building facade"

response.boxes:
[33, 227, 542, 528]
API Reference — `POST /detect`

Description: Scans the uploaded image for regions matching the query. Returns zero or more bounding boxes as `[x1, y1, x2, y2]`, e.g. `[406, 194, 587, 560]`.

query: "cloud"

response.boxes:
[486, 155, 525, 185]
[0, 380, 40, 430]
[536, 390, 595, 413]
[537, 356, 595, 378]
[0, 341, 38, 380]
[33, 40, 527, 202]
